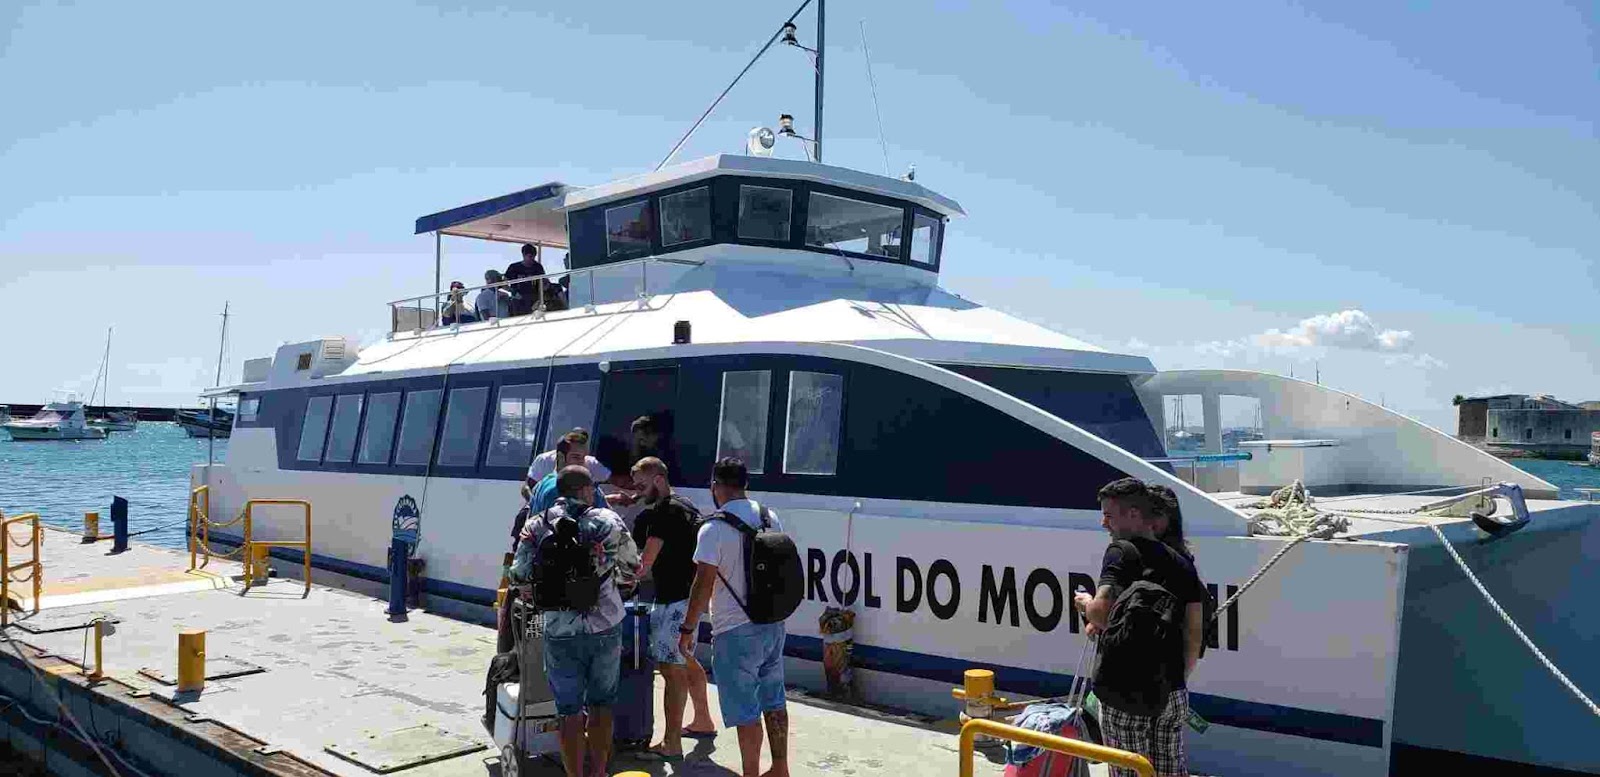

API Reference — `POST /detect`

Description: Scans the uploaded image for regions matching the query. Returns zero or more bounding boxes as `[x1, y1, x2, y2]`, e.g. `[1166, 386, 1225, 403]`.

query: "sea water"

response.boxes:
[2, 425, 1598, 552]
[0, 422, 225, 551]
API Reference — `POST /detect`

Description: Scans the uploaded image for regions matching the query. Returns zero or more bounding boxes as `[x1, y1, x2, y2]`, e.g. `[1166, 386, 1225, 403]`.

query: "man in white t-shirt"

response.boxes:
[678, 457, 789, 777]
[525, 429, 612, 493]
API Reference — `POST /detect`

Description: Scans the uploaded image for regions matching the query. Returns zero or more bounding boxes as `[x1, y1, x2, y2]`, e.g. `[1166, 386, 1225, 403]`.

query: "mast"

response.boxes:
[814, 0, 824, 162]
[103, 327, 113, 408]
[208, 302, 230, 468]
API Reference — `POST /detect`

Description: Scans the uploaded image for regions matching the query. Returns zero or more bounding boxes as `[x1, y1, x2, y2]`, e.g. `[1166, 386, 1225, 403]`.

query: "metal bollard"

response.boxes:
[249, 545, 271, 584]
[387, 538, 409, 619]
[960, 669, 1003, 746]
[85, 620, 114, 681]
[110, 496, 129, 553]
[83, 512, 100, 543]
[177, 629, 206, 692]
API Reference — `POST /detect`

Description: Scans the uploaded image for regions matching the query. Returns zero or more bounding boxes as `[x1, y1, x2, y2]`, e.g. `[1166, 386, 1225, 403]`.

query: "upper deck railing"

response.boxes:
[387, 255, 703, 336]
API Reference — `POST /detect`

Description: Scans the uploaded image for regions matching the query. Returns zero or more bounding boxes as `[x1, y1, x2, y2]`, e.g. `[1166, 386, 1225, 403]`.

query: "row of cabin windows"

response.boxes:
[291, 370, 845, 476]
[603, 184, 942, 267]
[1489, 427, 1575, 441]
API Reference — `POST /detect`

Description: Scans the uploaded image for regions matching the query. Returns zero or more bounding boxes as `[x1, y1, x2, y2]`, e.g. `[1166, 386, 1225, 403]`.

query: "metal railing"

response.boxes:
[957, 718, 1153, 777]
[1, 511, 42, 627]
[188, 489, 313, 596]
[387, 255, 703, 335]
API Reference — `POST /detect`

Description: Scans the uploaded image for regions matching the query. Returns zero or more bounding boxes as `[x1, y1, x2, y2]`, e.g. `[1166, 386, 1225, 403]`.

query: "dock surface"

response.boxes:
[0, 528, 1030, 776]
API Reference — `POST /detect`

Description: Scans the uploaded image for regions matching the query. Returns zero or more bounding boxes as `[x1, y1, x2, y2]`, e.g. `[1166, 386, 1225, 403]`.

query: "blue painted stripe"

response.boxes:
[216, 535, 1383, 749]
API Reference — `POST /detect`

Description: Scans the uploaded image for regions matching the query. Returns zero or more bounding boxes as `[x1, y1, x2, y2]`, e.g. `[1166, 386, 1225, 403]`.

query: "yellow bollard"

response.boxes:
[84, 512, 100, 541]
[249, 545, 270, 584]
[85, 620, 111, 681]
[960, 669, 1001, 746]
[613, 772, 652, 777]
[177, 629, 206, 692]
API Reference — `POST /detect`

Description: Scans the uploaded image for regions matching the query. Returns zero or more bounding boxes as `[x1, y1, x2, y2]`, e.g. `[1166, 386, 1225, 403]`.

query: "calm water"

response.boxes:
[1, 425, 1596, 552]
[0, 422, 225, 550]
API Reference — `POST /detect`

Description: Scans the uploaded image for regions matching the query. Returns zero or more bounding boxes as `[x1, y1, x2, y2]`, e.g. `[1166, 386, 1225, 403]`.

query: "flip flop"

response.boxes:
[644, 745, 684, 760]
[682, 728, 718, 740]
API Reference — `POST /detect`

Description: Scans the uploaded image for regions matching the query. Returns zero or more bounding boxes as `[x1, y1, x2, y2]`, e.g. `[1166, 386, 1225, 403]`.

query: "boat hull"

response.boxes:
[4, 424, 106, 441]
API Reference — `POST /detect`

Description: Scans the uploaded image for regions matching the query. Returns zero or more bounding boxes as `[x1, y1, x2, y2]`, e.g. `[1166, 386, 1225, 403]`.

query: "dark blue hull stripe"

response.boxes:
[218, 534, 1383, 749]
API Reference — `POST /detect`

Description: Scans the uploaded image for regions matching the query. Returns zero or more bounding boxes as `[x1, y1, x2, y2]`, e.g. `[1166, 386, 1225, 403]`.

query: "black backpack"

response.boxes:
[532, 504, 611, 612]
[1094, 542, 1185, 716]
[712, 506, 803, 625]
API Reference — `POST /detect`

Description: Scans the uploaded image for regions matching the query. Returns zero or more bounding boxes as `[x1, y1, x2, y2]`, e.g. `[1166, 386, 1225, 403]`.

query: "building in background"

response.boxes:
[1455, 393, 1600, 459]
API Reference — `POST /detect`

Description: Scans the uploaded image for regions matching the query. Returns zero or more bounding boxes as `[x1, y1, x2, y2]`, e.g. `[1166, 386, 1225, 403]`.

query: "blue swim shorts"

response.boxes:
[711, 621, 786, 727]
[542, 625, 621, 716]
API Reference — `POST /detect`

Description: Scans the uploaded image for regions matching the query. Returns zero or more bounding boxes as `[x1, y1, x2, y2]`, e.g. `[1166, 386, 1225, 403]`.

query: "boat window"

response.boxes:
[296, 396, 333, 462]
[358, 392, 402, 464]
[486, 383, 545, 467]
[322, 394, 365, 463]
[783, 371, 844, 475]
[239, 398, 260, 423]
[659, 187, 711, 247]
[805, 192, 904, 259]
[437, 387, 490, 467]
[605, 200, 652, 259]
[738, 185, 792, 242]
[716, 371, 771, 474]
[395, 389, 444, 466]
[542, 380, 602, 451]
[909, 212, 940, 266]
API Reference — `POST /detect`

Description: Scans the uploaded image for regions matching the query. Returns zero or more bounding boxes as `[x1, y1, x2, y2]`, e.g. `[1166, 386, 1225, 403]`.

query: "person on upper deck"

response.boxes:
[439, 281, 478, 326]
[504, 243, 546, 316]
[474, 269, 512, 320]
[1074, 478, 1205, 777]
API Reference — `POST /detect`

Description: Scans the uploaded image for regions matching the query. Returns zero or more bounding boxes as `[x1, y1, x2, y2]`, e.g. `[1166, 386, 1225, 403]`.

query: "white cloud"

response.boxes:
[1170, 309, 1445, 368]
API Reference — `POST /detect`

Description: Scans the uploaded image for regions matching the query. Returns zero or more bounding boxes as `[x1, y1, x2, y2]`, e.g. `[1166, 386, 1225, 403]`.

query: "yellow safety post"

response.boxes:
[84, 512, 100, 542]
[188, 486, 209, 569]
[958, 718, 1154, 777]
[952, 668, 1007, 744]
[249, 545, 271, 584]
[177, 629, 206, 692]
[1, 512, 43, 628]
[85, 619, 112, 681]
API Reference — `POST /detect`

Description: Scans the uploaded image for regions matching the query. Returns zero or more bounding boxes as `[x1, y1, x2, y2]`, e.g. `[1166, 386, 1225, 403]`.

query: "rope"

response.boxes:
[1227, 480, 1600, 719]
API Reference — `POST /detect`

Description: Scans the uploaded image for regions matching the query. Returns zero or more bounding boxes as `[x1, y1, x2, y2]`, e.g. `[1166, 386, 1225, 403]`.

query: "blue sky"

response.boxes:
[2, 0, 1595, 431]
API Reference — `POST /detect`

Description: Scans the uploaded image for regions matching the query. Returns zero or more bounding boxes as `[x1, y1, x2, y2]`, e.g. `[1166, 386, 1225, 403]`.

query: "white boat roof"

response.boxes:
[411, 155, 964, 247]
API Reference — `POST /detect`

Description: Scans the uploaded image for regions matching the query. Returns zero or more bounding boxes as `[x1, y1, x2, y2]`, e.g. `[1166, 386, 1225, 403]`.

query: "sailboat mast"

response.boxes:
[208, 302, 230, 466]
[103, 327, 113, 408]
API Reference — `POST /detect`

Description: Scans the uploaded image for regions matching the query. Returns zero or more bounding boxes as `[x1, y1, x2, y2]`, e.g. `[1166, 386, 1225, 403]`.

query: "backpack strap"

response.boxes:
[709, 509, 757, 619]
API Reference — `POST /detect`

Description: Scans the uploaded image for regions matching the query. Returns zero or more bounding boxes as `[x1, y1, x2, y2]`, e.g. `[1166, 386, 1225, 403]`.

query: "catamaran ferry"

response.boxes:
[192, 12, 1599, 776]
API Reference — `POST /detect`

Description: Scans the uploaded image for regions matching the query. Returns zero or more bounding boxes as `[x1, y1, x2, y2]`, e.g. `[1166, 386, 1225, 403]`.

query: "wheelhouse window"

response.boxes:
[395, 389, 444, 466]
[784, 371, 844, 475]
[738, 185, 792, 242]
[323, 394, 364, 463]
[486, 383, 544, 467]
[716, 371, 771, 473]
[805, 193, 904, 259]
[437, 387, 490, 467]
[238, 398, 260, 423]
[659, 187, 711, 247]
[541, 380, 602, 451]
[358, 392, 402, 464]
[296, 396, 333, 462]
[909, 212, 941, 266]
[605, 200, 652, 259]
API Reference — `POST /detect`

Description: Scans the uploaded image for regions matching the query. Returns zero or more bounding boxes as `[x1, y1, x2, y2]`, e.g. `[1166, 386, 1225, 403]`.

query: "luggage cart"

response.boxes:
[498, 598, 562, 777]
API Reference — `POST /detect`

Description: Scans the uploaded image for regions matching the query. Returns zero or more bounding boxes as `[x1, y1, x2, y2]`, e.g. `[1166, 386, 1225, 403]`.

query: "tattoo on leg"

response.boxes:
[763, 708, 789, 760]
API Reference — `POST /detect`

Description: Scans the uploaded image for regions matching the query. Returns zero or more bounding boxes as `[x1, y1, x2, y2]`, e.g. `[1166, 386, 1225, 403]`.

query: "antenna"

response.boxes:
[859, 19, 890, 175]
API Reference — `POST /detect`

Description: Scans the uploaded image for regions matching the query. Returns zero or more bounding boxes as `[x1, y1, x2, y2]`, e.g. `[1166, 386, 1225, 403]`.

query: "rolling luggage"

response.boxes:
[613, 600, 656, 749]
[497, 600, 561, 775]
[1003, 638, 1099, 777]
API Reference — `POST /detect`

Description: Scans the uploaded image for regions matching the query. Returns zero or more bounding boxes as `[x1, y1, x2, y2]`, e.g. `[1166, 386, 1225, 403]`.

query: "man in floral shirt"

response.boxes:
[511, 466, 640, 777]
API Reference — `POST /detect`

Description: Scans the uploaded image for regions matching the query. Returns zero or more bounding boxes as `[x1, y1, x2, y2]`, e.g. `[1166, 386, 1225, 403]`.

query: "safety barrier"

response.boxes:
[1, 511, 43, 628]
[958, 718, 1153, 777]
[188, 489, 313, 596]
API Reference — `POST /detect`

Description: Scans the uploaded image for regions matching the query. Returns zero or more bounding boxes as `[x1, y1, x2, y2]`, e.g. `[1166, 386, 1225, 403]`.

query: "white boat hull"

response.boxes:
[4, 423, 106, 441]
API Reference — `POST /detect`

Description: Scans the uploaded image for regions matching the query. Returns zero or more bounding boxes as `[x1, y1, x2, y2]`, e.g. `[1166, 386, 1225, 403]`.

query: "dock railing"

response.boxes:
[1, 511, 42, 627]
[957, 718, 1153, 777]
[188, 489, 313, 596]
[387, 255, 703, 336]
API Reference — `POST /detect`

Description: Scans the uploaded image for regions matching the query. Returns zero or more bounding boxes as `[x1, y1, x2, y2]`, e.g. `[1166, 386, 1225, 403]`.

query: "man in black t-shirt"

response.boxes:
[503, 243, 546, 316]
[630, 457, 717, 757]
[1073, 478, 1204, 777]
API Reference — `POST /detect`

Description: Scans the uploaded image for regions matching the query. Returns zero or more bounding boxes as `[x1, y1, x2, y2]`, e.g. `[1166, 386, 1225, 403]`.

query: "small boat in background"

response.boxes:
[177, 407, 233, 439]
[90, 410, 139, 432]
[4, 395, 107, 441]
[0, 406, 11, 425]
[1589, 431, 1599, 467]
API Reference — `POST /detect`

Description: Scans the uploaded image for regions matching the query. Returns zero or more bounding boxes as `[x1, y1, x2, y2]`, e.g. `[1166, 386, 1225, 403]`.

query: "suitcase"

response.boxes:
[612, 601, 656, 749]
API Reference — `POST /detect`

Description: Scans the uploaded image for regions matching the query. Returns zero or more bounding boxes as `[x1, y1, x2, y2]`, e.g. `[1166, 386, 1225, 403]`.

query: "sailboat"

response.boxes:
[85, 328, 138, 432]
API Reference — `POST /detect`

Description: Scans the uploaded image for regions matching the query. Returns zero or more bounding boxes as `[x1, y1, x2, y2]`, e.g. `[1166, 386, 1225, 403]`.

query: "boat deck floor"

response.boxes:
[1, 527, 1148, 776]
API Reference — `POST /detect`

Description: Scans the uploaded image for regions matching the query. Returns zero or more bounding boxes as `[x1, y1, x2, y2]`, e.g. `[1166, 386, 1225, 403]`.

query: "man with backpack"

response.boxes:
[510, 466, 641, 777]
[1073, 478, 1206, 777]
[629, 456, 718, 758]
[678, 457, 802, 777]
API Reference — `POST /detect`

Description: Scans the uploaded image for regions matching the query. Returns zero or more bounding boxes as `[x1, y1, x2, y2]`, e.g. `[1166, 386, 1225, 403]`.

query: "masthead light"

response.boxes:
[748, 126, 776, 156]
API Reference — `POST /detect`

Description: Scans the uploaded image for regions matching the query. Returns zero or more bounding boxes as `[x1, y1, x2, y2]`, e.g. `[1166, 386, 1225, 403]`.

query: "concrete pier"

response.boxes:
[0, 528, 1030, 777]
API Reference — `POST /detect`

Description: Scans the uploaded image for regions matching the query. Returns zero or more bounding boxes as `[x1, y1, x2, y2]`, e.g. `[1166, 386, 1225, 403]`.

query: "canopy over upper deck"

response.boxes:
[414, 181, 571, 246]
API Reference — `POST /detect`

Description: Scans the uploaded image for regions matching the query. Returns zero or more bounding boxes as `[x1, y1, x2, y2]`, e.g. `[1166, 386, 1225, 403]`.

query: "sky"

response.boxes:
[2, 0, 1595, 432]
